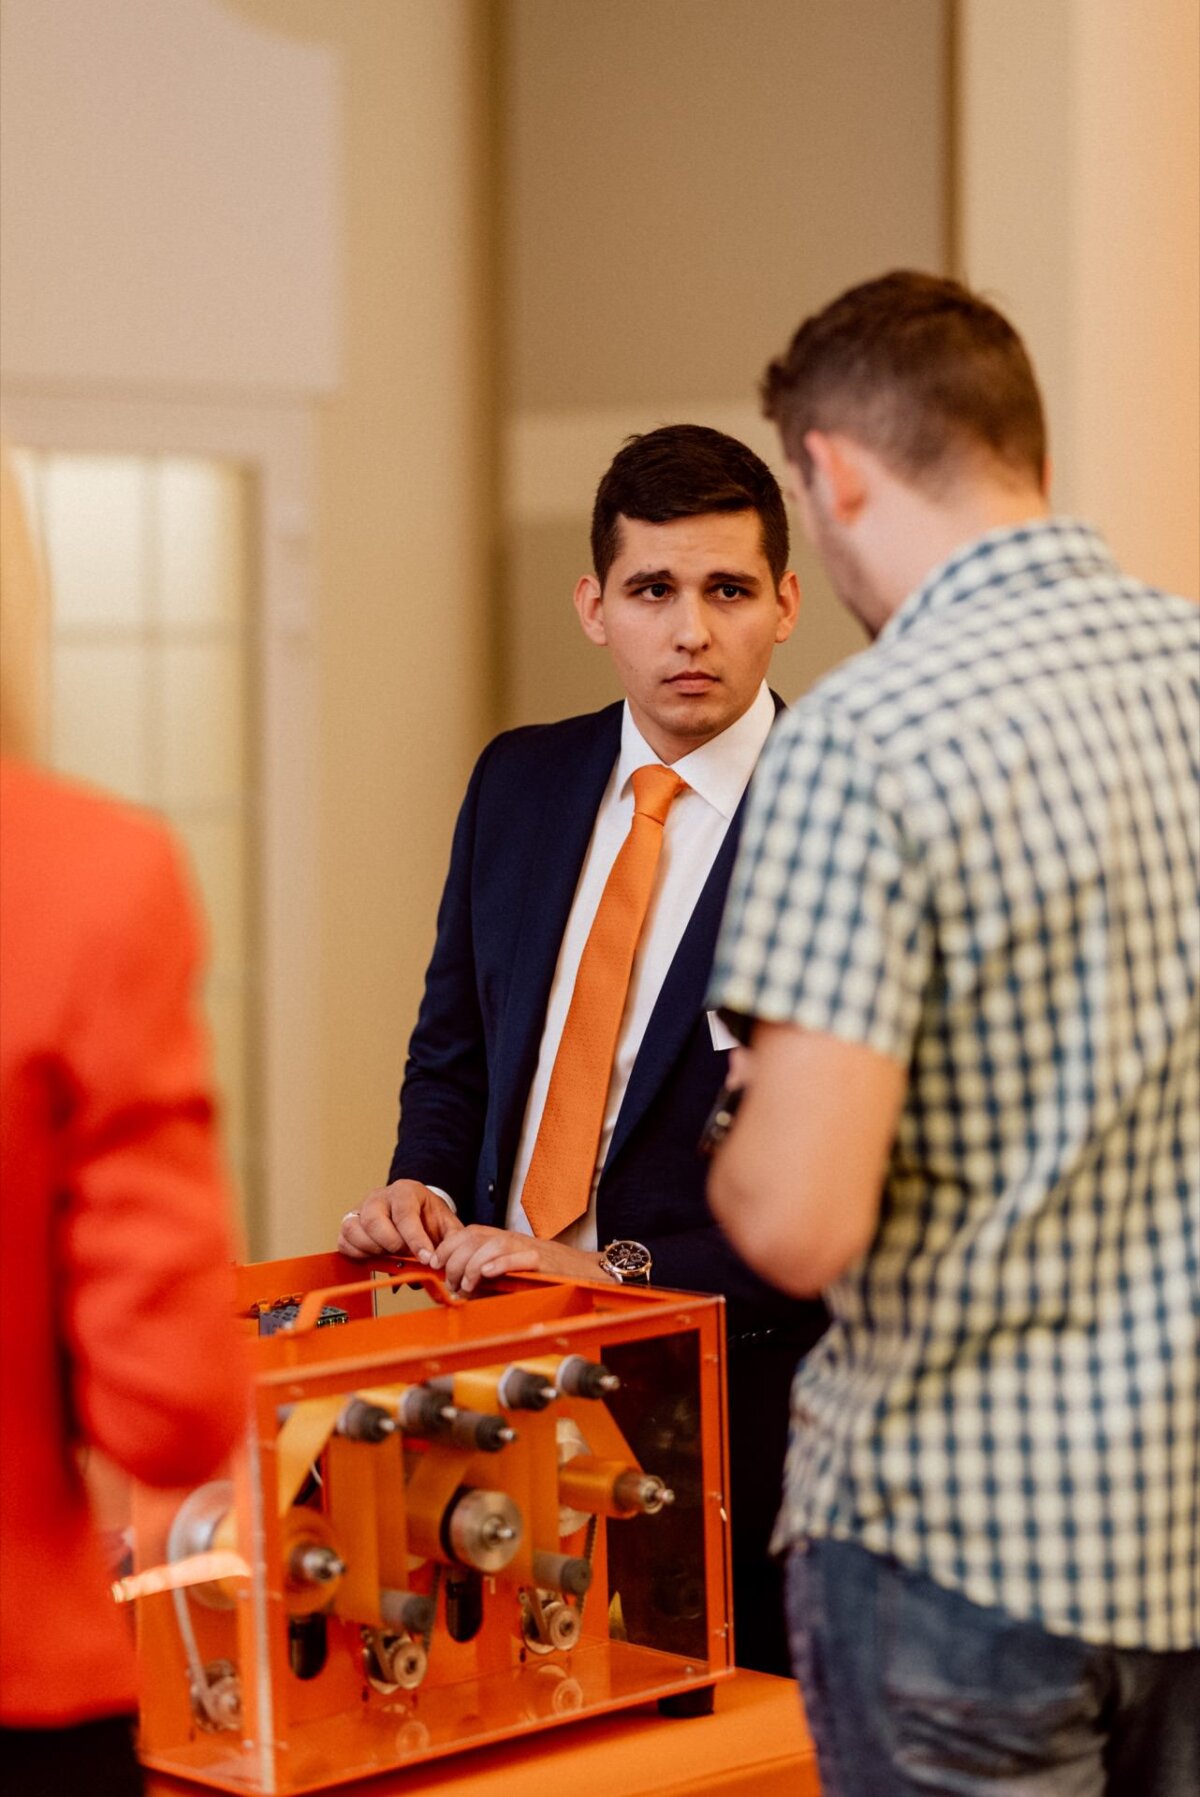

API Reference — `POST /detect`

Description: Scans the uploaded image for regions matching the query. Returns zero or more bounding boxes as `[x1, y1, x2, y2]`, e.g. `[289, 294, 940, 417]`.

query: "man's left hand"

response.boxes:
[429, 1225, 605, 1295]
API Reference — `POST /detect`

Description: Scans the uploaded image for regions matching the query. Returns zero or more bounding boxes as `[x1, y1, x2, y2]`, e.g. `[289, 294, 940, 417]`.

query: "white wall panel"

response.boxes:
[0, 0, 340, 393]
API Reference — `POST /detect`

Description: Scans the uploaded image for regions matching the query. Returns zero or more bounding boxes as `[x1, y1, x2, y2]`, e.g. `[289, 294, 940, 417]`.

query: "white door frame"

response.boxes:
[1, 385, 319, 1257]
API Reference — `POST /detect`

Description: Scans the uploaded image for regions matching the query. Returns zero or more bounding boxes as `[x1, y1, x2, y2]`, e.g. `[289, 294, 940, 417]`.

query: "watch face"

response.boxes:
[604, 1240, 652, 1281]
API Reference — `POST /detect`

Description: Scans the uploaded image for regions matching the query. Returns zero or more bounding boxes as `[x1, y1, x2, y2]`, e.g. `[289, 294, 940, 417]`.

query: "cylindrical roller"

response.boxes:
[429, 1364, 554, 1414]
[168, 1482, 239, 1610]
[531, 1551, 592, 1597]
[555, 1355, 620, 1400]
[441, 1488, 522, 1573]
[521, 1354, 620, 1400]
[445, 1409, 516, 1453]
[379, 1588, 435, 1637]
[169, 1480, 232, 1560]
[394, 1383, 515, 1451]
[395, 1385, 456, 1437]
[558, 1455, 673, 1518]
[612, 1469, 673, 1514]
[280, 1509, 347, 1615]
[288, 1542, 345, 1587]
[496, 1366, 556, 1412]
[337, 1398, 395, 1442]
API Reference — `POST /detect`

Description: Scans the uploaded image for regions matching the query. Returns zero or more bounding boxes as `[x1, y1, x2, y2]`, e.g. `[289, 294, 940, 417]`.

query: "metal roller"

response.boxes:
[440, 1488, 522, 1574]
[557, 1455, 674, 1518]
[167, 1482, 240, 1611]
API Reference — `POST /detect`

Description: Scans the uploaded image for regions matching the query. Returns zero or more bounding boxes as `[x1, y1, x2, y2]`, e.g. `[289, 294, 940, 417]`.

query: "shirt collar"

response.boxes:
[617, 682, 776, 821]
[882, 517, 1117, 645]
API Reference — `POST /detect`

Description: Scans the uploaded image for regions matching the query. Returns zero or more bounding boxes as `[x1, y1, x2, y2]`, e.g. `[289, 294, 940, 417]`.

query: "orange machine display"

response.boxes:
[123, 1253, 733, 1794]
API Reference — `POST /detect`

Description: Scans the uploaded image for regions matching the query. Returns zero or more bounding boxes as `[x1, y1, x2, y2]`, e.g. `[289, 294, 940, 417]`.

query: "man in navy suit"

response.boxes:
[339, 424, 828, 1675]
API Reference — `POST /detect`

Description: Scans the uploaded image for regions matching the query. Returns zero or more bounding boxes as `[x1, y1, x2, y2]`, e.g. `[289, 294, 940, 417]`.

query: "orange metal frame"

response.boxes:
[130, 1253, 733, 1793]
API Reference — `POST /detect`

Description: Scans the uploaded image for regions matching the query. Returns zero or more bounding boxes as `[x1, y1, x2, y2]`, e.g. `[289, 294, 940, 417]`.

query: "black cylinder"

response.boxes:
[532, 1551, 592, 1597]
[499, 1367, 555, 1411]
[447, 1410, 514, 1453]
[379, 1587, 435, 1636]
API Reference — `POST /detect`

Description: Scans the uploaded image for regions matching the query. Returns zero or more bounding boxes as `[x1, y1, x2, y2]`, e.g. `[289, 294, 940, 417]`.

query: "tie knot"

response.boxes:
[630, 763, 685, 826]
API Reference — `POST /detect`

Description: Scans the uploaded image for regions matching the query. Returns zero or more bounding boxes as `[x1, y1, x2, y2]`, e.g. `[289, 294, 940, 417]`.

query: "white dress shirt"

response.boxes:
[504, 682, 775, 1251]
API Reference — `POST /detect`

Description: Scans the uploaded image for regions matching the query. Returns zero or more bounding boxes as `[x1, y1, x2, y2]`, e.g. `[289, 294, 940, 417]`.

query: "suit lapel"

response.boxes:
[604, 692, 785, 1173]
[490, 706, 622, 1192]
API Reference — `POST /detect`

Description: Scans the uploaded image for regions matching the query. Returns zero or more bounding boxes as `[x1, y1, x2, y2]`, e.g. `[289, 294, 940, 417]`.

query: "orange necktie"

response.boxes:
[521, 763, 686, 1240]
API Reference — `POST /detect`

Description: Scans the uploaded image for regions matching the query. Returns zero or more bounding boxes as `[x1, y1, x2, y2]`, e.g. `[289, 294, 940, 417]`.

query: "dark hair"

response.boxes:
[591, 424, 789, 585]
[761, 270, 1046, 491]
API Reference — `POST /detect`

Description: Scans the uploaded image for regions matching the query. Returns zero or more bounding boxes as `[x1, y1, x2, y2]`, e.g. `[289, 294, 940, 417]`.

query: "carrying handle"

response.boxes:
[291, 1260, 457, 1333]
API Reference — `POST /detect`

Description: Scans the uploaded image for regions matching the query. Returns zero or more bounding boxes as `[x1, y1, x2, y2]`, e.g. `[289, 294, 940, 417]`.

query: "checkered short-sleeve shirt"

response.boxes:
[710, 520, 1200, 1650]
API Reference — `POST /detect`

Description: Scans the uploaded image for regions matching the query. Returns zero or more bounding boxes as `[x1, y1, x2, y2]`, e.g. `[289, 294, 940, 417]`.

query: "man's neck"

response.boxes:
[865, 478, 1050, 623]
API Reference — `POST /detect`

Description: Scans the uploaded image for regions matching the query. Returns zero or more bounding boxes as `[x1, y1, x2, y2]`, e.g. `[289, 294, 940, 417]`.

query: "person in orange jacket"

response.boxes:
[0, 448, 249, 1796]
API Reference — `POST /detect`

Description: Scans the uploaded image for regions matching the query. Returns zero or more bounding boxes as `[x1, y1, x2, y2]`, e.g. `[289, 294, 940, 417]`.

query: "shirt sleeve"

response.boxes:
[708, 702, 932, 1063]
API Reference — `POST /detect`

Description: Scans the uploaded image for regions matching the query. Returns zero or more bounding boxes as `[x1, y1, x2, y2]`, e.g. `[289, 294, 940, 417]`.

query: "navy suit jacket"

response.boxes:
[389, 698, 824, 1348]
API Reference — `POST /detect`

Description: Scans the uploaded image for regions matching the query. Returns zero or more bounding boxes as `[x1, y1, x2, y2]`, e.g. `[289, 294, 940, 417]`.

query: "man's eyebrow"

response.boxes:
[707, 568, 761, 587]
[621, 566, 674, 589]
[620, 566, 762, 590]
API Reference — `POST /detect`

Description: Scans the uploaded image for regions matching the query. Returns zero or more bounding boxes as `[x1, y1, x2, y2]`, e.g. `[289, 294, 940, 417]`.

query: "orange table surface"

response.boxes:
[144, 1670, 820, 1797]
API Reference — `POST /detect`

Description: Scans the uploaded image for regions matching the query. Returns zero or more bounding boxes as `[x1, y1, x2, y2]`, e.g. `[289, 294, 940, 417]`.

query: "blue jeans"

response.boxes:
[786, 1539, 1200, 1796]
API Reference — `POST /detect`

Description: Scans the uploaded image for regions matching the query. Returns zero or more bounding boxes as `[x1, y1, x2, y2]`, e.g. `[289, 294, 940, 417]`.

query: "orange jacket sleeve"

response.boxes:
[56, 820, 248, 1488]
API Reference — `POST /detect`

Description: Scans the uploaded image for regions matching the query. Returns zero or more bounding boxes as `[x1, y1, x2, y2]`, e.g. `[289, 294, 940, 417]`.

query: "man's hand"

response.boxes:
[337, 1180, 464, 1262]
[429, 1225, 605, 1296]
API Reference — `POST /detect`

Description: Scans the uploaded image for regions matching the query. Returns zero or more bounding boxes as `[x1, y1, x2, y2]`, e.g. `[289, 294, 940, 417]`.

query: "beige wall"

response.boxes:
[237, 1, 494, 1249]
[500, 0, 952, 727]
[0, 0, 339, 391]
[959, 0, 1200, 596]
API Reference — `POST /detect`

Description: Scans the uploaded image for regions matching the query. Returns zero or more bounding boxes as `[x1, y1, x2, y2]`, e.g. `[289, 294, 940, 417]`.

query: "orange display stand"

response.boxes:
[128, 1254, 744, 1793]
[146, 1668, 821, 1797]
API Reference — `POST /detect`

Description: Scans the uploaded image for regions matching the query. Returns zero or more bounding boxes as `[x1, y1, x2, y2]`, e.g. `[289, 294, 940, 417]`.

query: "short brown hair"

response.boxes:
[591, 424, 789, 586]
[761, 270, 1046, 492]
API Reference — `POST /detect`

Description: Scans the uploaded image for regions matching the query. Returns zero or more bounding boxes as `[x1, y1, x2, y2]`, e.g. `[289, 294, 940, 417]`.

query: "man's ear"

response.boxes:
[774, 570, 802, 644]
[573, 574, 607, 646]
[804, 429, 869, 525]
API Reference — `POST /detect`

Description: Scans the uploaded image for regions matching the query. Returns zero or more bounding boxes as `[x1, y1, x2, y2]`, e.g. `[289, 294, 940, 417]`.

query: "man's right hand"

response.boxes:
[337, 1180, 464, 1263]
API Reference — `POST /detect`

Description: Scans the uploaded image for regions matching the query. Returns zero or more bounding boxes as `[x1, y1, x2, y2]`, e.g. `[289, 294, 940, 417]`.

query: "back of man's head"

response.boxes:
[761, 271, 1047, 496]
[591, 424, 789, 585]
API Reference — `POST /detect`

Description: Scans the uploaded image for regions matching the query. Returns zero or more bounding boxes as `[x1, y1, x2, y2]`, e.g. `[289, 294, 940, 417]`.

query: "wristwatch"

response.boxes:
[598, 1240, 653, 1285]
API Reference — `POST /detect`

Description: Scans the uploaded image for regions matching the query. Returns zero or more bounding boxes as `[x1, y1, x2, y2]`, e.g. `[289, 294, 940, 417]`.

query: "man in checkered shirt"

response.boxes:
[708, 271, 1199, 1795]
